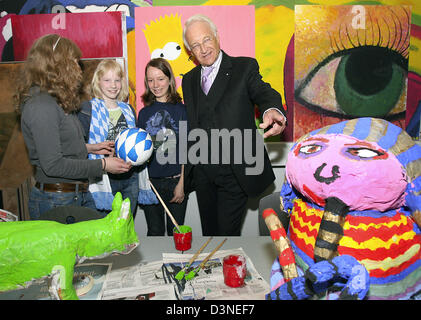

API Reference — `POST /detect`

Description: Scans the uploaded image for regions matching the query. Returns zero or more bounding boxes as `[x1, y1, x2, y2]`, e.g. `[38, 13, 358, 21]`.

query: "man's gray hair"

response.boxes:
[183, 14, 218, 51]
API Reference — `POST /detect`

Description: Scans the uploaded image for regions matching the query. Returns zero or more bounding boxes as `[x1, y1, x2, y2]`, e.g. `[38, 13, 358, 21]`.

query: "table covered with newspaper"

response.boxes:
[101, 247, 270, 300]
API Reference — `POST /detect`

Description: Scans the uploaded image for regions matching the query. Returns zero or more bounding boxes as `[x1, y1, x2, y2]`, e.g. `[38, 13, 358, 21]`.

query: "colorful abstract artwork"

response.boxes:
[293, 5, 411, 141]
[134, 5, 255, 111]
[1, 0, 421, 139]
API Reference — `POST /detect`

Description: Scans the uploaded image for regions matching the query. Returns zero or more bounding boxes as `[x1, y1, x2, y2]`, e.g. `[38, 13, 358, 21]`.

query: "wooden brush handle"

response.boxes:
[149, 180, 181, 232]
[199, 238, 227, 268]
[188, 237, 213, 265]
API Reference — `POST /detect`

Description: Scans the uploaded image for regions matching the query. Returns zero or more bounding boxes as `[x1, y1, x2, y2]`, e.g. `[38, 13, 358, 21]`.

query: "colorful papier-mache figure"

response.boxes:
[0, 193, 139, 300]
[264, 118, 421, 300]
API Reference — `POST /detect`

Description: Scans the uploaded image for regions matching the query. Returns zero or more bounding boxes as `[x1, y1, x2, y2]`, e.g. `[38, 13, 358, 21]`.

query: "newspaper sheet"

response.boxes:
[0, 209, 18, 222]
[100, 248, 270, 300]
[163, 248, 270, 300]
[101, 261, 177, 300]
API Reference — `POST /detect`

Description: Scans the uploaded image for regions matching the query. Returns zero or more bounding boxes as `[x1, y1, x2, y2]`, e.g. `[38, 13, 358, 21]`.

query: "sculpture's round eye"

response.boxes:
[346, 147, 384, 159]
[300, 144, 323, 155]
[343, 146, 389, 161]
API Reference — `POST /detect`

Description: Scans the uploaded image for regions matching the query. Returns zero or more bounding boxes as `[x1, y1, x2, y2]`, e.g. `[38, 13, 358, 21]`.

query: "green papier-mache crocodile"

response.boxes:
[0, 192, 139, 300]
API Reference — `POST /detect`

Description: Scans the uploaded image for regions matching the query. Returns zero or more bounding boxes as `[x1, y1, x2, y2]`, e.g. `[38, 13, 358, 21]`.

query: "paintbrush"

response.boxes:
[185, 238, 227, 281]
[149, 179, 181, 233]
[175, 237, 213, 280]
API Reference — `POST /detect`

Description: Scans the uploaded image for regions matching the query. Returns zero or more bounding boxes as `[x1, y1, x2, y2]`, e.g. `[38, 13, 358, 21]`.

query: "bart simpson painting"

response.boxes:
[135, 5, 255, 111]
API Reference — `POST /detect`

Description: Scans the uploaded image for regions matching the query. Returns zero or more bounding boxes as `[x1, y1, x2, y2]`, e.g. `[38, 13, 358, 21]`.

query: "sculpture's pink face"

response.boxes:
[286, 134, 407, 211]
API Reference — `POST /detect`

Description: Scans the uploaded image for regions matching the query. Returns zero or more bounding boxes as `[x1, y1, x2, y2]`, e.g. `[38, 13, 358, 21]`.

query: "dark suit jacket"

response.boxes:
[181, 51, 285, 197]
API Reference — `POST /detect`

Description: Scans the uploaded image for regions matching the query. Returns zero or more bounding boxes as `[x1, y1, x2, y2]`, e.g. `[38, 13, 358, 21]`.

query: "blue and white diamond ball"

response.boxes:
[115, 128, 153, 166]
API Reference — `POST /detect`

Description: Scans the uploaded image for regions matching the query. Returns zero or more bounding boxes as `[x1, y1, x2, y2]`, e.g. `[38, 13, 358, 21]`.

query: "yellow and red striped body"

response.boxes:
[288, 199, 421, 299]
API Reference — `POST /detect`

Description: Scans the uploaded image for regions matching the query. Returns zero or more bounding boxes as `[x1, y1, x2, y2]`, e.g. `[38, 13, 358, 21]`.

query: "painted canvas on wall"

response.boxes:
[0, 63, 32, 190]
[11, 11, 125, 61]
[135, 5, 255, 111]
[294, 5, 411, 141]
[1, 0, 421, 140]
[1, 0, 147, 111]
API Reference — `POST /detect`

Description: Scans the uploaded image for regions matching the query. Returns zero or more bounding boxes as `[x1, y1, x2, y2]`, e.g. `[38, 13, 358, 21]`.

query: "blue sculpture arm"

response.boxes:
[266, 255, 370, 300]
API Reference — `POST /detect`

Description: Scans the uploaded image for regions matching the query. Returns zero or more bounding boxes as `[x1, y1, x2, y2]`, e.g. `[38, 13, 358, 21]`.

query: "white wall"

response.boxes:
[134, 142, 292, 236]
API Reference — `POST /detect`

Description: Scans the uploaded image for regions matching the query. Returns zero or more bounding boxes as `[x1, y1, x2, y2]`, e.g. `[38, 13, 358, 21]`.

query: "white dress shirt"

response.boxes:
[200, 50, 223, 89]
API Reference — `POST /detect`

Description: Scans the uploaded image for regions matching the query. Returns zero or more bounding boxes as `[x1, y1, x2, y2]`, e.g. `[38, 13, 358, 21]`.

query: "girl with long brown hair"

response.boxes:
[137, 58, 188, 236]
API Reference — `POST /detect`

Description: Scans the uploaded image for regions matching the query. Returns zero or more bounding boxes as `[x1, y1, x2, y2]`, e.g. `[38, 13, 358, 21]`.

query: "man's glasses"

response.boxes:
[189, 36, 214, 53]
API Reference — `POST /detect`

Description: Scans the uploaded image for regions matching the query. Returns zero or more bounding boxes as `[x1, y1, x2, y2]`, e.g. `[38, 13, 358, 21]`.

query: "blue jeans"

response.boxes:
[28, 186, 98, 220]
[109, 170, 139, 217]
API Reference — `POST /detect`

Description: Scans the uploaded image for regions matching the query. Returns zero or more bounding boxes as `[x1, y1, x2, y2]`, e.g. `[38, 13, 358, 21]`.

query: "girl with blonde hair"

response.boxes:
[78, 59, 144, 217]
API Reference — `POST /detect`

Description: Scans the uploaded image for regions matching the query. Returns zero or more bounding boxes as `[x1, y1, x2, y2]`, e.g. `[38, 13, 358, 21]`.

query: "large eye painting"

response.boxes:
[294, 5, 410, 121]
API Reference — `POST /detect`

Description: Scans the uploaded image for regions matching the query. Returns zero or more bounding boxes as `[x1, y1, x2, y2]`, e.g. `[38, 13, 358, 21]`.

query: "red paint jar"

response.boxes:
[173, 225, 192, 251]
[223, 255, 247, 288]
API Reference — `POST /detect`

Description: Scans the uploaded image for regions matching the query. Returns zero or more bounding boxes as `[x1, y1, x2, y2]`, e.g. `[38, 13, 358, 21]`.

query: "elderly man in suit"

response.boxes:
[182, 14, 287, 236]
